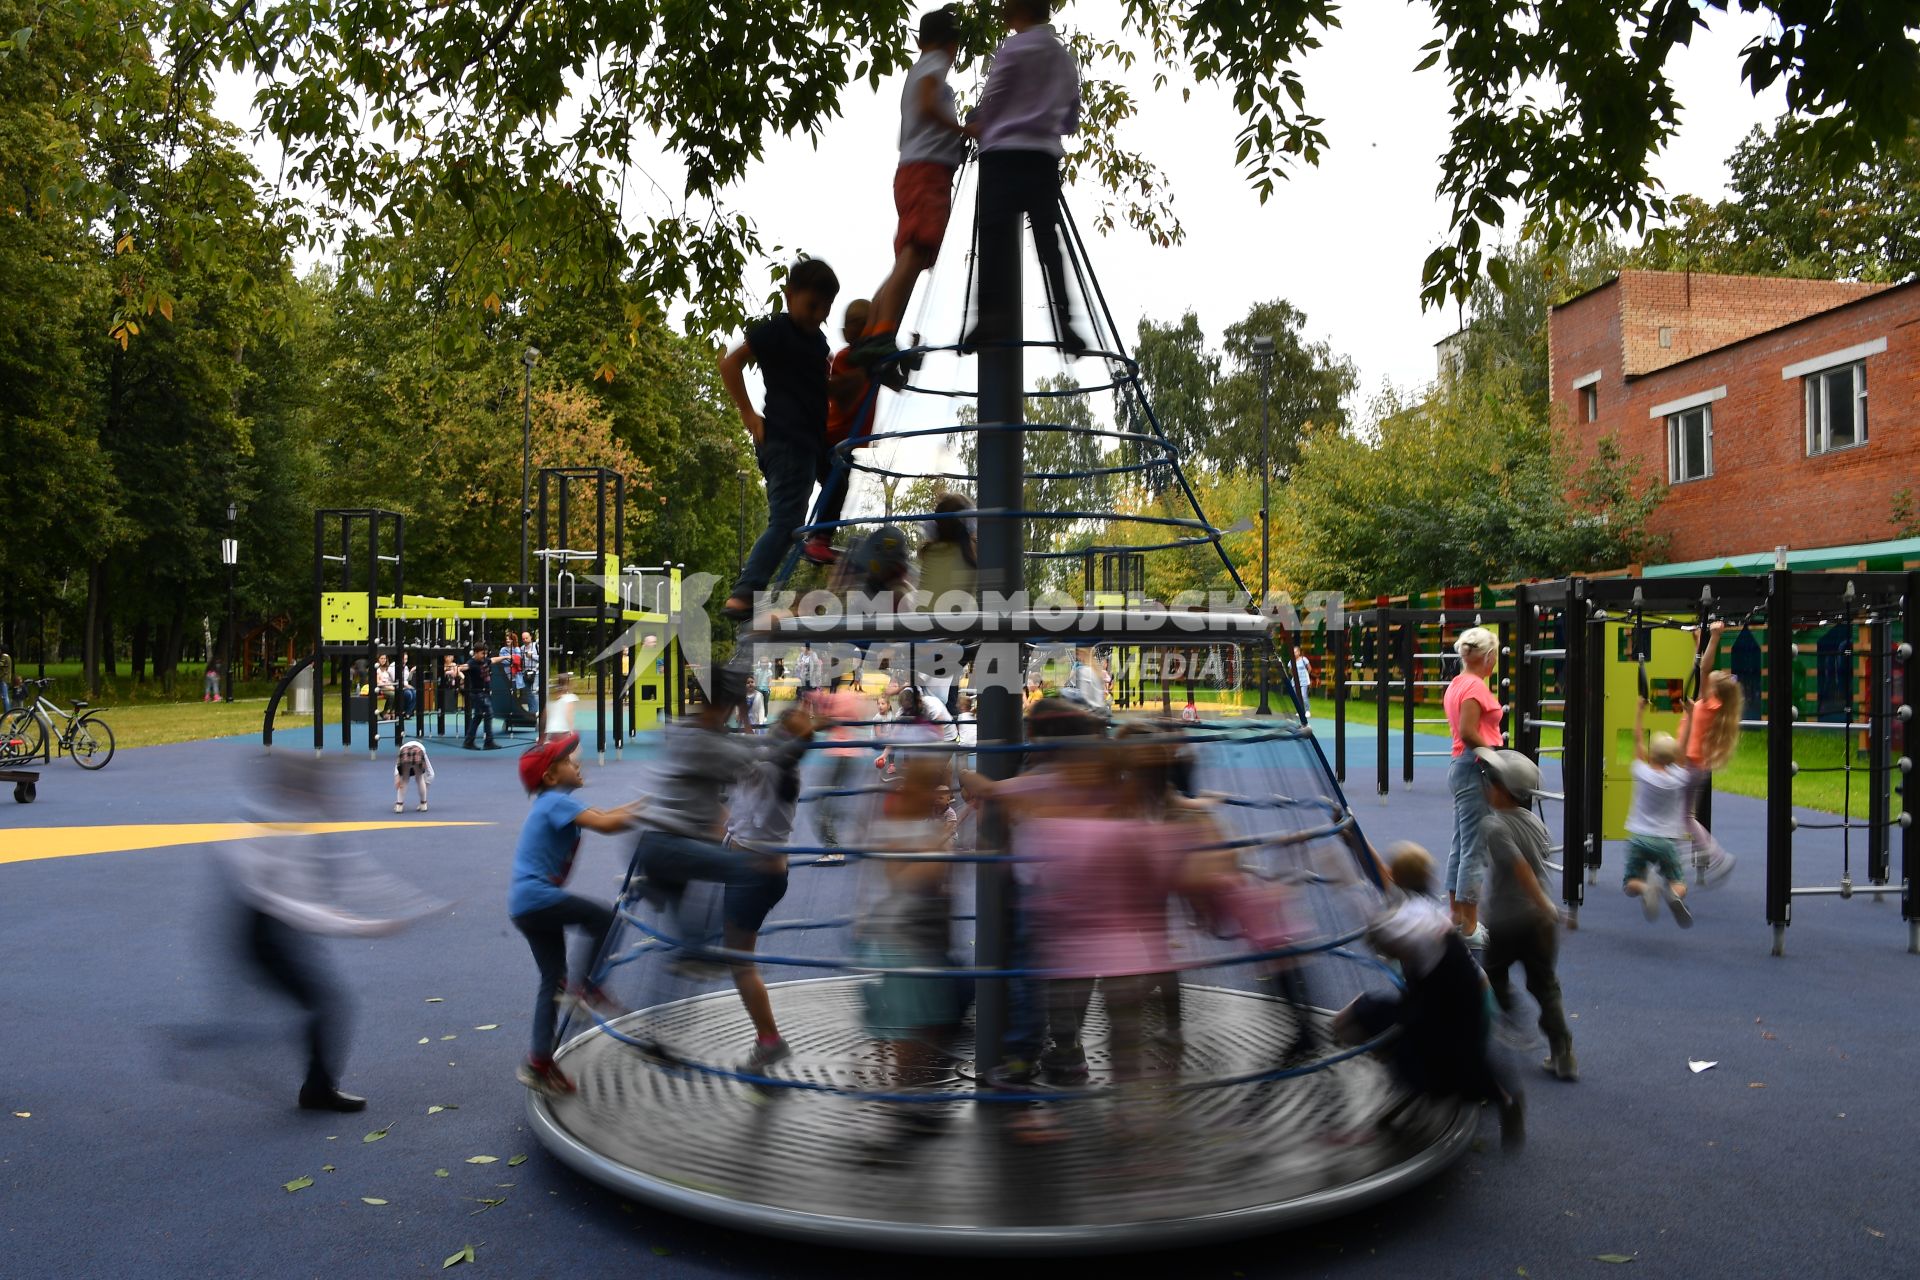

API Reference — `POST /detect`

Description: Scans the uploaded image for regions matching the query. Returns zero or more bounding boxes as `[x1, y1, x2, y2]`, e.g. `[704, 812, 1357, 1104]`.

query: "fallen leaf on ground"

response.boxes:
[1593, 1255, 1635, 1264]
[495, 1183, 514, 1189]
[652, 1245, 673, 1256]
[442, 1244, 475, 1268]
[283, 1176, 314, 1193]
[428, 1106, 447, 1115]
[466, 1155, 498, 1164]
[440, 1035, 457, 1042]
[474, 1025, 499, 1031]
[12, 1112, 28, 1118]
[507, 1154, 527, 1167]
[418, 1038, 430, 1045]
[322, 1164, 336, 1173]
[469, 1197, 506, 1215]
[434, 1169, 451, 1178]
[1761, 1031, 1777, 1040]
[1687, 1060, 1716, 1073]
[426, 997, 445, 1004]
[1748, 1082, 1766, 1089]
[364, 1128, 390, 1142]
[362, 1197, 388, 1206]
[1867, 1228, 1885, 1239]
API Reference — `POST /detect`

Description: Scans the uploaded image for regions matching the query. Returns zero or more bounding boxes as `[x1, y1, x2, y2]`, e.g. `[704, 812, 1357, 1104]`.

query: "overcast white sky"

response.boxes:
[216, 3, 1786, 413]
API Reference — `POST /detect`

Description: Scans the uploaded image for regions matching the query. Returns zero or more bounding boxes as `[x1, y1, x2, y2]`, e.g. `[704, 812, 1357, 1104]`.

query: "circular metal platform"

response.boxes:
[527, 977, 1475, 1254]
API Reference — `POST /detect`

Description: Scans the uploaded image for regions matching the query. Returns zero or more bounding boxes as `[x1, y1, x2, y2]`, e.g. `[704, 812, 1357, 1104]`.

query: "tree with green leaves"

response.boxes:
[1275, 366, 1665, 597]
[1628, 116, 1920, 283]
[29, 0, 1900, 345]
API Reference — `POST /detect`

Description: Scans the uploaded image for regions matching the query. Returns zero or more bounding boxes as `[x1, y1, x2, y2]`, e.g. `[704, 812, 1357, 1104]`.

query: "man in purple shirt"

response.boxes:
[964, 0, 1086, 357]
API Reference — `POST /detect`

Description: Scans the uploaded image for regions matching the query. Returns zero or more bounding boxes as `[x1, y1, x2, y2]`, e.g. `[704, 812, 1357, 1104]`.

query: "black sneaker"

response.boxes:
[1498, 1091, 1526, 1151]
[298, 1085, 368, 1113]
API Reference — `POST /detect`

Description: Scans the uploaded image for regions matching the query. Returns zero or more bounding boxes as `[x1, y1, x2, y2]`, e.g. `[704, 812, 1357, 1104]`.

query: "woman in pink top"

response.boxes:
[1442, 626, 1505, 940]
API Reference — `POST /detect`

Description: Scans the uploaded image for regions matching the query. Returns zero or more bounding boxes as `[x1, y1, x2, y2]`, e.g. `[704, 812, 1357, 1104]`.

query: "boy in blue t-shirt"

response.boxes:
[716, 257, 840, 622]
[509, 731, 643, 1095]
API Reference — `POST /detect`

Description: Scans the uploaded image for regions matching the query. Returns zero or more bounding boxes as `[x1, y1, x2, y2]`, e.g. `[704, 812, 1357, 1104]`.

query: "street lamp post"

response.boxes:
[221, 503, 239, 703]
[521, 347, 539, 604]
[1251, 335, 1276, 716]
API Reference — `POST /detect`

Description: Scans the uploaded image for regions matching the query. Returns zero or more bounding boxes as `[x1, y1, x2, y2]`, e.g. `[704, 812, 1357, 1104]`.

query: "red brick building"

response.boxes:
[1548, 270, 1918, 563]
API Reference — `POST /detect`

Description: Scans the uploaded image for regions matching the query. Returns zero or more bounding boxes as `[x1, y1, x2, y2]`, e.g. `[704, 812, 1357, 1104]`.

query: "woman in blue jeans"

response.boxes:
[1442, 627, 1505, 944]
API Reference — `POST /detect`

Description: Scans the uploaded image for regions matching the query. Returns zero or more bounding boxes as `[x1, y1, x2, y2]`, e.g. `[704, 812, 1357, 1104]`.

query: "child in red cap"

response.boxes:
[509, 731, 644, 1095]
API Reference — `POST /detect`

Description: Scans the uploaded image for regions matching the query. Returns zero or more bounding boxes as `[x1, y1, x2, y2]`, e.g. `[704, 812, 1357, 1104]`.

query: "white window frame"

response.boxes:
[1667, 405, 1714, 484]
[1780, 337, 1885, 381]
[1571, 369, 1601, 423]
[1803, 360, 1868, 456]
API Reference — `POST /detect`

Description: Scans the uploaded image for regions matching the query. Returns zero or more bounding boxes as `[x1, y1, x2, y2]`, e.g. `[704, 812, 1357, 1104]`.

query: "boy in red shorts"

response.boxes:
[855, 6, 966, 377]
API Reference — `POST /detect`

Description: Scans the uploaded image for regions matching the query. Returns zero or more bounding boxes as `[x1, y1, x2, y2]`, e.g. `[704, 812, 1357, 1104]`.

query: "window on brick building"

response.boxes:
[1581, 385, 1598, 422]
[1667, 406, 1712, 483]
[1805, 361, 1867, 455]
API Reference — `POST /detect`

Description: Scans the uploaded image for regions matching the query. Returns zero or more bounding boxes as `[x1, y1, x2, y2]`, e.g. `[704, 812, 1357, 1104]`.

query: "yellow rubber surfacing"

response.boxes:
[0, 821, 491, 866]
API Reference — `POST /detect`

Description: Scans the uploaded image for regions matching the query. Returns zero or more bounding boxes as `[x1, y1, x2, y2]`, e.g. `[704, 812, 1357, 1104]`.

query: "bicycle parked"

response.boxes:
[0, 678, 116, 770]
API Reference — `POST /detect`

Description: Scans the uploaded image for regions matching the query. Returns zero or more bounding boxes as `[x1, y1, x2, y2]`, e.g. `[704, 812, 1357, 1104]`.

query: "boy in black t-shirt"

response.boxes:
[462, 644, 502, 750]
[718, 258, 840, 621]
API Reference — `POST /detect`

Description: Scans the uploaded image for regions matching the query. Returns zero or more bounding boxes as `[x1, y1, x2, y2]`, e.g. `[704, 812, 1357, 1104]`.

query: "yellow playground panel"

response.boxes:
[1599, 619, 1695, 839]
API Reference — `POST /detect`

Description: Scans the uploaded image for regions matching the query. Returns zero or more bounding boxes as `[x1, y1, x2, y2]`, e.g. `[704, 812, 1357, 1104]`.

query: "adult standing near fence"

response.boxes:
[1292, 645, 1313, 722]
[1442, 627, 1505, 946]
[0, 640, 12, 713]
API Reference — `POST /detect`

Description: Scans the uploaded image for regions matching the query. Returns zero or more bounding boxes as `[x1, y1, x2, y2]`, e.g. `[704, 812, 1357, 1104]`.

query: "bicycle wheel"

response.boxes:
[0, 708, 43, 763]
[69, 714, 115, 770]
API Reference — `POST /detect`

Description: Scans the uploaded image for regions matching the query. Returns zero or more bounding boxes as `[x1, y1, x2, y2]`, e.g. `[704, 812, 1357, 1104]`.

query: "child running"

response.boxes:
[1677, 621, 1741, 885]
[1624, 698, 1694, 926]
[718, 258, 840, 622]
[393, 738, 433, 813]
[1474, 748, 1576, 1082]
[509, 732, 644, 1095]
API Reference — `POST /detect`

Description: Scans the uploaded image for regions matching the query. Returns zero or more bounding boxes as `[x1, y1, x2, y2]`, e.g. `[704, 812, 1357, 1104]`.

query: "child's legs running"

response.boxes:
[1103, 974, 1152, 1085]
[723, 868, 790, 1042]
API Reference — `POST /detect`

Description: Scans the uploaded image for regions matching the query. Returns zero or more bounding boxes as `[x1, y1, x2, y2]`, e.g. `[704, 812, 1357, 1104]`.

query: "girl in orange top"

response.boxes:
[1676, 622, 1743, 886]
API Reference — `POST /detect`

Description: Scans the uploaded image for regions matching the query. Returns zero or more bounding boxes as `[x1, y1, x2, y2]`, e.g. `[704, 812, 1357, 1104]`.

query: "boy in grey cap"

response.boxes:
[1474, 746, 1577, 1083]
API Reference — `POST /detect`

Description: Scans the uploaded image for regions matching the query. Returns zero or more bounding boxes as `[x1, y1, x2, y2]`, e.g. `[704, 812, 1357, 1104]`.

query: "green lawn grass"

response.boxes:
[7, 698, 312, 753]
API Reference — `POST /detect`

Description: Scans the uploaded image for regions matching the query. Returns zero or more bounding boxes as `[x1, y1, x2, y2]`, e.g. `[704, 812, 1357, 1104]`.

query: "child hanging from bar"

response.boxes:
[1623, 698, 1694, 928]
[1677, 621, 1742, 886]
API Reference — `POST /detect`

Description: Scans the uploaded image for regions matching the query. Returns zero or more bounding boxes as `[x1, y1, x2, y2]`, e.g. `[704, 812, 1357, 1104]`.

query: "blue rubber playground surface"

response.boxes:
[1, 720, 1913, 1278]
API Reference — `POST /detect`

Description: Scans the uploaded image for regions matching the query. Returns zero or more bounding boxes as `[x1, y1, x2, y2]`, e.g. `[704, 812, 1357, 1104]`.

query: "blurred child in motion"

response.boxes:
[1624, 698, 1694, 928]
[722, 704, 817, 1073]
[1333, 843, 1523, 1150]
[813, 673, 869, 865]
[857, 753, 965, 1137]
[213, 754, 447, 1112]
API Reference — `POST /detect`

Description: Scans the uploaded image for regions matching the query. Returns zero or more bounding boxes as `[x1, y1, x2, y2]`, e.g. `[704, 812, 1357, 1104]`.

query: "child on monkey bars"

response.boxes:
[1676, 621, 1742, 887]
